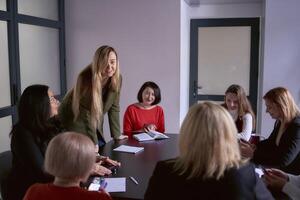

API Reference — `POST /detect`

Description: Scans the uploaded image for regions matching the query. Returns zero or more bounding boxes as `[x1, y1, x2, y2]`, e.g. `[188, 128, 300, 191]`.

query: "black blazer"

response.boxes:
[144, 159, 273, 200]
[253, 116, 300, 174]
[3, 120, 61, 200]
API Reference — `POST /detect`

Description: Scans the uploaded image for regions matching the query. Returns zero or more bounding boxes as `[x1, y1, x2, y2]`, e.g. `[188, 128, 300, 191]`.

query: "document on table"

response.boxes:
[105, 177, 126, 192]
[88, 177, 126, 192]
[113, 145, 144, 154]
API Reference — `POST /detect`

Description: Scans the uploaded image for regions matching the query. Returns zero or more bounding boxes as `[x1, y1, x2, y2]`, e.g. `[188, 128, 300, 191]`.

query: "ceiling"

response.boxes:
[184, 0, 263, 6]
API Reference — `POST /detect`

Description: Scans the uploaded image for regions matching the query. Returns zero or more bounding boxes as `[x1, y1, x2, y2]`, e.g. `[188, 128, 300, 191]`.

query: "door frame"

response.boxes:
[189, 18, 260, 113]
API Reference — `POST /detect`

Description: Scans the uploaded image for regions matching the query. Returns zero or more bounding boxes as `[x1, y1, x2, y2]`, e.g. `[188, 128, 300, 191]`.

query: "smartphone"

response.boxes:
[102, 162, 118, 174]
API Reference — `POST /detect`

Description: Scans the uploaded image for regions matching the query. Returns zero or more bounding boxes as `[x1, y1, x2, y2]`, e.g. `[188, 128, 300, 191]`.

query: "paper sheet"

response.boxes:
[105, 177, 126, 192]
[113, 145, 144, 153]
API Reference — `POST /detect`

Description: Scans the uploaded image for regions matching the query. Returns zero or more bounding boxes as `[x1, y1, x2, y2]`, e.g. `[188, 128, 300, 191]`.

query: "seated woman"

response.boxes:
[240, 87, 300, 174]
[24, 132, 111, 200]
[264, 168, 300, 200]
[3, 85, 117, 200]
[223, 84, 255, 141]
[144, 102, 273, 200]
[123, 81, 165, 137]
[3, 85, 61, 200]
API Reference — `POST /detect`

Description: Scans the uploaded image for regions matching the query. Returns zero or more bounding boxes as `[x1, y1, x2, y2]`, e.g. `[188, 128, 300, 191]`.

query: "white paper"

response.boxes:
[255, 168, 264, 178]
[105, 177, 126, 192]
[113, 145, 144, 153]
[133, 133, 154, 141]
[133, 131, 169, 142]
[88, 183, 100, 191]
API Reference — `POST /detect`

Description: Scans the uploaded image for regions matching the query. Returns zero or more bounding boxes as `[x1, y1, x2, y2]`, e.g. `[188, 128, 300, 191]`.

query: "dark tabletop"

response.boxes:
[99, 133, 179, 200]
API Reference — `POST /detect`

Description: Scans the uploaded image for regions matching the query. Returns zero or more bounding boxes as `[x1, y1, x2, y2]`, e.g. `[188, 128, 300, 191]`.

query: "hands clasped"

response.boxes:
[239, 139, 256, 159]
[92, 155, 121, 176]
[143, 124, 157, 132]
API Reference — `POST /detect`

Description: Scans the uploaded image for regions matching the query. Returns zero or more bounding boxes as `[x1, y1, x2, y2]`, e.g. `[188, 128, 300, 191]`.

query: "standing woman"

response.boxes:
[241, 87, 300, 174]
[123, 81, 165, 137]
[59, 45, 127, 147]
[223, 84, 255, 141]
[3, 85, 61, 200]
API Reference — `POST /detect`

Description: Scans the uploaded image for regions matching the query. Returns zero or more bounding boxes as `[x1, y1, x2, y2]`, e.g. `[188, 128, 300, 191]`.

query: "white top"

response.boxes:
[282, 174, 300, 200]
[237, 113, 253, 141]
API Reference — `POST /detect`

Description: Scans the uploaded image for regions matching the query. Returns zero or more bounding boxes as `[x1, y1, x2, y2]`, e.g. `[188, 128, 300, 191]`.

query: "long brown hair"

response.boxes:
[224, 84, 256, 129]
[72, 46, 120, 131]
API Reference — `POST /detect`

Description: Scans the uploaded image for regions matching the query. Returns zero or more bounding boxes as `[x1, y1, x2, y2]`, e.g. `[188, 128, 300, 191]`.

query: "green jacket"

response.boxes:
[58, 78, 121, 144]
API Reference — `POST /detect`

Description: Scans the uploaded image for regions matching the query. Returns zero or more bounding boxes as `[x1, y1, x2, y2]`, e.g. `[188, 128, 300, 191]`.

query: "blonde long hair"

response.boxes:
[175, 102, 243, 180]
[263, 87, 300, 123]
[72, 46, 120, 130]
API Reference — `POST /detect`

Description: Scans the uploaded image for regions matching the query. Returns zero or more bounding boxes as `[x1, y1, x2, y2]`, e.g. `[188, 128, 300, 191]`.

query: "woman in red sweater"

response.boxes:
[23, 132, 111, 200]
[123, 81, 165, 137]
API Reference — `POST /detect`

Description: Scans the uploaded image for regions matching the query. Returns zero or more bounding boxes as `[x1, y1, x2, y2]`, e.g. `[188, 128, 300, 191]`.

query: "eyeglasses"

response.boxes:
[49, 96, 59, 104]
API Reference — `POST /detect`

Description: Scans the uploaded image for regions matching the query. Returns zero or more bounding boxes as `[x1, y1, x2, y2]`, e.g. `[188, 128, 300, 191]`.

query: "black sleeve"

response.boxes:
[144, 161, 166, 200]
[253, 120, 300, 167]
[13, 129, 52, 181]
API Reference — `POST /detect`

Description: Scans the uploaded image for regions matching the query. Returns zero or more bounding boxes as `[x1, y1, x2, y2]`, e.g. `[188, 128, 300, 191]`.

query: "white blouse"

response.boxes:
[237, 113, 253, 141]
[282, 174, 300, 200]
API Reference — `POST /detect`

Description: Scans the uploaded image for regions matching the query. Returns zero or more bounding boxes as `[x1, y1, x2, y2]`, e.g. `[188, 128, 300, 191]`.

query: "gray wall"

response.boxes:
[65, 0, 300, 140]
[65, 0, 181, 140]
[179, 1, 263, 124]
[260, 0, 300, 137]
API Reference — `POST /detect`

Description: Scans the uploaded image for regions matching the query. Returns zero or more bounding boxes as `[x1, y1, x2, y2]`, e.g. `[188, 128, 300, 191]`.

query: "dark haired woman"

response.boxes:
[123, 81, 165, 137]
[3, 85, 61, 200]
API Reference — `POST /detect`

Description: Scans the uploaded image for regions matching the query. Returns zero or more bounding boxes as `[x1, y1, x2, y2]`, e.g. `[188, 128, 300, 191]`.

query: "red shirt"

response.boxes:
[23, 183, 112, 200]
[123, 104, 165, 137]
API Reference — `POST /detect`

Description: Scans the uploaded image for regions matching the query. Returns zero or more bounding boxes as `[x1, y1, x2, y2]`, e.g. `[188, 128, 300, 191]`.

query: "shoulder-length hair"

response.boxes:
[71, 45, 120, 130]
[174, 102, 243, 180]
[263, 87, 300, 123]
[45, 132, 95, 180]
[137, 81, 161, 105]
[224, 84, 256, 128]
[10, 84, 54, 141]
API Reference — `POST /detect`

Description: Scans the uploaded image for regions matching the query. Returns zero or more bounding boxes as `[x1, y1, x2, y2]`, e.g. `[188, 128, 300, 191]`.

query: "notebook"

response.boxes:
[133, 130, 169, 142]
[113, 145, 144, 154]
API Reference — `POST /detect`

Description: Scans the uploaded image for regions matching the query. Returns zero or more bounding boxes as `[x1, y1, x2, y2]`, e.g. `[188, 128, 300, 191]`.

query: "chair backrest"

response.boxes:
[0, 151, 12, 199]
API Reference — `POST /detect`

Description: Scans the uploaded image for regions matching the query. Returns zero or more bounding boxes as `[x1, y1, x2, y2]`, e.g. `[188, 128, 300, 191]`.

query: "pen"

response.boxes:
[100, 181, 107, 190]
[129, 176, 138, 185]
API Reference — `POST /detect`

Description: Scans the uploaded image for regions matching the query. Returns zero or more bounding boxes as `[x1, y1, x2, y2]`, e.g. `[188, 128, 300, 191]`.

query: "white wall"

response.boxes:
[180, 1, 191, 124]
[65, 0, 181, 141]
[180, 1, 263, 124]
[65, 0, 300, 141]
[260, 0, 300, 137]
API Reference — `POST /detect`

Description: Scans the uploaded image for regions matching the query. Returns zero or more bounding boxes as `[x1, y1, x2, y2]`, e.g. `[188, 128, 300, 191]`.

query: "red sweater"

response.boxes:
[123, 104, 165, 137]
[23, 183, 112, 200]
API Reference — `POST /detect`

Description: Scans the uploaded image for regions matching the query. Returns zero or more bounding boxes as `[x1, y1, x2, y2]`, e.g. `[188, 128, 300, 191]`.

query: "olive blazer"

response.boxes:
[58, 76, 122, 144]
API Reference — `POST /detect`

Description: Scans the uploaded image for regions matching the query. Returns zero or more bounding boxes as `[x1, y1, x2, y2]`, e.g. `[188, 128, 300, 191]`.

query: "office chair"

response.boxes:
[0, 151, 12, 200]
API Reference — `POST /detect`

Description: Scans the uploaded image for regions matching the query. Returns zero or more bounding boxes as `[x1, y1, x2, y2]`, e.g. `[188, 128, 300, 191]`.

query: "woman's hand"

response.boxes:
[91, 163, 112, 176]
[239, 139, 255, 158]
[143, 124, 157, 132]
[115, 135, 128, 140]
[100, 156, 121, 167]
[263, 168, 288, 191]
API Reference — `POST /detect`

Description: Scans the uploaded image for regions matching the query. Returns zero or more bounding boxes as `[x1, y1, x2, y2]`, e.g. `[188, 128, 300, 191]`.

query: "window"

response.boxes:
[0, 0, 66, 152]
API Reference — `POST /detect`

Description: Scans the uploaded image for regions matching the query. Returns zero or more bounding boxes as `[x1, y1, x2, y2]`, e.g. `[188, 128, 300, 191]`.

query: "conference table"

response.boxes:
[98, 133, 179, 200]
